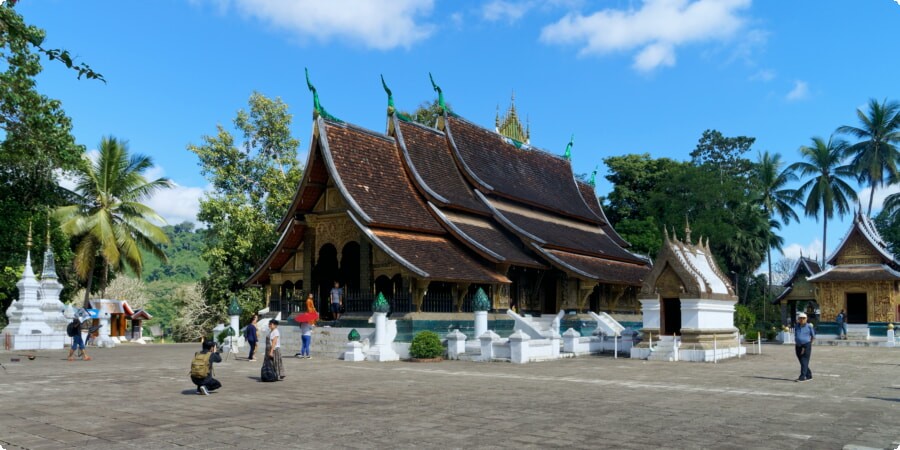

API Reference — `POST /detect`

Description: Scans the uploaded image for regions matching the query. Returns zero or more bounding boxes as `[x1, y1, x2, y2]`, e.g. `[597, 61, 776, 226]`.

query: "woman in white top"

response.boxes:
[266, 319, 285, 380]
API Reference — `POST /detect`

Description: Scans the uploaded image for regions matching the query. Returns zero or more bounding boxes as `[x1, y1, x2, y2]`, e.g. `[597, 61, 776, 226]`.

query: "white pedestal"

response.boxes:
[367, 312, 399, 362]
[474, 311, 487, 342]
[95, 313, 117, 348]
[446, 329, 467, 359]
[344, 341, 366, 362]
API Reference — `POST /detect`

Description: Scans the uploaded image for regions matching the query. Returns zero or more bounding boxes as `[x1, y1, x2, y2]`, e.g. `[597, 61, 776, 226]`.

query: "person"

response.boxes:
[330, 281, 343, 322]
[836, 309, 847, 340]
[66, 317, 91, 362]
[295, 321, 314, 359]
[794, 312, 815, 382]
[306, 293, 317, 316]
[266, 319, 285, 380]
[190, 340, 222, 395]
[245, 315, 259, 361]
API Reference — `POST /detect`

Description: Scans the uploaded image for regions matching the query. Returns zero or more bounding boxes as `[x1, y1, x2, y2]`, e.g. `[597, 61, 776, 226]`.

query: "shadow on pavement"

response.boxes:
[866, 396, 900, 403]
[745, 376, 796, 382]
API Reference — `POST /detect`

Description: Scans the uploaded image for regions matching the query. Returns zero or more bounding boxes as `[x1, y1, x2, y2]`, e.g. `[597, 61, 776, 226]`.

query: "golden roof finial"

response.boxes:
[27, 220, 33, 250]
[45, 212, 51, 247]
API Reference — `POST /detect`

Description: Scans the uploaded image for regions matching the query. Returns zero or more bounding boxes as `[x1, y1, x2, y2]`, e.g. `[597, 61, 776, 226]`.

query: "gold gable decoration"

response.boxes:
[495, 92, 530, 145]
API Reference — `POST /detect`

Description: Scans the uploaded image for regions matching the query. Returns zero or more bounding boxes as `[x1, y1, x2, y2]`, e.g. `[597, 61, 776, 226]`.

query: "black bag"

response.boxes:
[260, 358, 277, 382]
[340, 304, 346, 314]
[66, 321, 78, 338]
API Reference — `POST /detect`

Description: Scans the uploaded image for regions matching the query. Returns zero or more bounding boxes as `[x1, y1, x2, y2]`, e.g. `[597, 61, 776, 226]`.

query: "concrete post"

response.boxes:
[887, 329, 895, 347]
[509, 330, 530, 364]
[474, 310, 488, 341]
[446, 329, 467, 359]
[96, 311, 116, 348]
[343, 341, 365, 362]
[479, 330, 500, 361]
[550, 334, 560, 358]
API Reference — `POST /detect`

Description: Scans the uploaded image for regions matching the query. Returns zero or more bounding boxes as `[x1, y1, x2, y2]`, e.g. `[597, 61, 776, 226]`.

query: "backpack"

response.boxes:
[190, 352, 212, 378]
[66, 322, 78, 338]
[260, 358, 278, 382]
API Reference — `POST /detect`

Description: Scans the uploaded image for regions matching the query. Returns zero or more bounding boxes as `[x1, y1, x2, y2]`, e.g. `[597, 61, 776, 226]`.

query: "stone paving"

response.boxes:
[0, 343, 899, 449]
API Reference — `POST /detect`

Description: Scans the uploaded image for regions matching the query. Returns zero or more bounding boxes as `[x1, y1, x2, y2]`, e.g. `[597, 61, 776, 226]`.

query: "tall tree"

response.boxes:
[690, 129, 755, 183]
[190, 92, 303, 325]
[755, 151, 799, 308]
[54, 137, 172, 305]
[836, 98, 900, 216]
[789, 136, 858, 266]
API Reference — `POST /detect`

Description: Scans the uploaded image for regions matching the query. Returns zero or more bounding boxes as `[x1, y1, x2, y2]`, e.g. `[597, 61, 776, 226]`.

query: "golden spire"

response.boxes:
[45, 213, 51, 247]
[26, 220, 33, 250]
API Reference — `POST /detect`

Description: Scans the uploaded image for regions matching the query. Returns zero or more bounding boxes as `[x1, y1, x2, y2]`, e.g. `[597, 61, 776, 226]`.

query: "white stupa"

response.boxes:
[2, 224, 66, 350]
[38, 224, 68, 334]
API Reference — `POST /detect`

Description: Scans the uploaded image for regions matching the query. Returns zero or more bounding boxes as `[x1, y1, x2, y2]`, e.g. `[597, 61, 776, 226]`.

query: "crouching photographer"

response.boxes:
[189, 340, 222, 395]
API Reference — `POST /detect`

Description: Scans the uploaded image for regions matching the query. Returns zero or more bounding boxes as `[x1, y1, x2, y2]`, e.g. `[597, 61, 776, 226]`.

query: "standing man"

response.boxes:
[794, 312, 815, 382]
[245, 315, 259, 361]
[836, 309, 847, 340]
[330, 281, 343, 322]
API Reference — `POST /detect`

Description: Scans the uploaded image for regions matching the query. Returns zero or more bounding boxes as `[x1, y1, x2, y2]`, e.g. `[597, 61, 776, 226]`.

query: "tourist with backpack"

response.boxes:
[794, 312, 815, 382]
[190, 340, 222, 395]
[66, 318, 91, 362]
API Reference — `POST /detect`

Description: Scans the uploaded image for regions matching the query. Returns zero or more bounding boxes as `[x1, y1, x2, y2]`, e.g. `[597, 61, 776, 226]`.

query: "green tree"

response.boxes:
[401, 99, 450, 127]
[837, 98, 900, 217]
[189, 92, 303, 325]
[789, 136, 858, 267]
[690, 129, 755, 182]
[54, 137, 172, 305]
[602, 153, 681, 224]
[755, 151, 799, 308]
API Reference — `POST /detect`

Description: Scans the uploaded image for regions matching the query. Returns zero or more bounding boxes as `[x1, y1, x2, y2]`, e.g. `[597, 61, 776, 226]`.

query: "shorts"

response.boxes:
[331, 302, 342, 313]
[71, 334, 85, 350]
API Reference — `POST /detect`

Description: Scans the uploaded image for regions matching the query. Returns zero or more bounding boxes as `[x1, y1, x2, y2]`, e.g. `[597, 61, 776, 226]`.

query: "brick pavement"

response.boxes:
[0, 344, 898, 449]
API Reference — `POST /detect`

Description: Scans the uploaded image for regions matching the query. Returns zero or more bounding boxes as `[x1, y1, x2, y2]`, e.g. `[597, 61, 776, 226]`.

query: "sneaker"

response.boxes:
[248, 358, 257, 362]
[795, 377, 806, 382]
[295, 354, 304, 358]
[199, 386, 210, 395]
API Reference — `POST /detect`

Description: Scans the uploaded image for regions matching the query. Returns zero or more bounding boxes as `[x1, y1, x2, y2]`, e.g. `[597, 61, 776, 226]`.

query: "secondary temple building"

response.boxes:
[246, 77, 651, 318]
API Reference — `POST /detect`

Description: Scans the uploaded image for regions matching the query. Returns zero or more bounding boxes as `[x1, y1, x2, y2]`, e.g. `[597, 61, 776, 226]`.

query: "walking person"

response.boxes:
[266, 319, 285, 380]
[330, 281, 344, 322]
[245, 315, 259, 361]
[836, 309, 847, 340]
[66, 317, 91, 361]
[190, 340, 222, 395]
[794, 312, 815, 382]
[296, 321, 314, 359]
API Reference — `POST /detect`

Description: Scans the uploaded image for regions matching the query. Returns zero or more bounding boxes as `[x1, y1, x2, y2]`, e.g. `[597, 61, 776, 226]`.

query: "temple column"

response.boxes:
[412, 278, 428, 313]
[454, 283, 471, 313]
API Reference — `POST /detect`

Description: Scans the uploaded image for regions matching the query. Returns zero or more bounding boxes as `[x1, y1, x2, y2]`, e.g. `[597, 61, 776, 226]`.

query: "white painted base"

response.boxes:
[343, 341, 365, 362]
[630, 345, 745, 362]
[4, 332, 66, 350]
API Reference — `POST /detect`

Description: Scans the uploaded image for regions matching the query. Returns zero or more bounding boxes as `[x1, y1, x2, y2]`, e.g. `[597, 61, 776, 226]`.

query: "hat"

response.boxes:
[797, 312, 807, 319]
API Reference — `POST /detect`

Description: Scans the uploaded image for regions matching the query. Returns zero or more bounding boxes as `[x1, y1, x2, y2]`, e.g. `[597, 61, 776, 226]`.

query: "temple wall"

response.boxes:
[815, 280, 898, 322]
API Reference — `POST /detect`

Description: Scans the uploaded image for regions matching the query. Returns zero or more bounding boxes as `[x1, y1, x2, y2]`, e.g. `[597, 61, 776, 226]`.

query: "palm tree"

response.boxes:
[755, 151, 799, 309]
[54, 136, 172, 305]
[789, 135, 858, 267]
[836, 98, 900, 217]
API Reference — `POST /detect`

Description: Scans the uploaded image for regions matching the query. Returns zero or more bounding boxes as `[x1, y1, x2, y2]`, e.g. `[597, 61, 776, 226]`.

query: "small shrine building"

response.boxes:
[245, 77, 650, 318]
[772, 256, 822, 326]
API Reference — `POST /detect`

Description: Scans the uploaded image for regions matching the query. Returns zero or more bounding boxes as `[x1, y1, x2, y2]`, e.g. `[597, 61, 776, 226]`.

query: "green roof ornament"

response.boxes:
[305, 68, 341, 122]
[228, 296, 243, 316]
[563, 134, 574, 160]
[372, 292, 390, 313]
[381, 74, 395, 114]
[473, 287, 491, 312]
[589, 165, 598, 187]
[429, 72, 446, 113]
[348, 328, 361, 341]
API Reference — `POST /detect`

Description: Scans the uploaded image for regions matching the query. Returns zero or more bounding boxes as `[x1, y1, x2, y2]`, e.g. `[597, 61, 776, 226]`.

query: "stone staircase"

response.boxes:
[275, 324, 375, 359]
[648, 336, 678, 361]
[845, 324, 869, 341]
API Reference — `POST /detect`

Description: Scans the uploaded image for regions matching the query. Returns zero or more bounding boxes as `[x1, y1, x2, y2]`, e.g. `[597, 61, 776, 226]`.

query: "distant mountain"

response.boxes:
[139, 222, 208, 282]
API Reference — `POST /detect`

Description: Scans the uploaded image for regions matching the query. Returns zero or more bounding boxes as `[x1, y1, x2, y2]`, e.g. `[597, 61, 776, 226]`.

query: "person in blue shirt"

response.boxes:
[794, 312, 815, 382]
[245, 315, 259, 361]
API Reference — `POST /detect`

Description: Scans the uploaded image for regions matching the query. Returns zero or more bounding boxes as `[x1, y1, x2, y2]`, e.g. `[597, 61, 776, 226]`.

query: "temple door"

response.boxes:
[846, 293, 867, 324]
[661, 298, 681, 336]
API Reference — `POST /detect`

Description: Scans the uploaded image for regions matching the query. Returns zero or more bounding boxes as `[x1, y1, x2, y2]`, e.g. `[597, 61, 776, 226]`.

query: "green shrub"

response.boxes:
[734, 304, 756, 337]
[409, 331, 443, 359]
[765, 328, 777, 341]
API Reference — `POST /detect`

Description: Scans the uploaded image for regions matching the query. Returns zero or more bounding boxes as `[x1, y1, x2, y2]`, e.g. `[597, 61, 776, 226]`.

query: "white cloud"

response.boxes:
[858, 183, 900, 215]
[786, 80, 809, 101]
[482, 0, 535, 23]
[749, 68, 775, 82]
[212, 0, 436, 50]
[144, 182, 207, 226]
[539, 0, 753, 72]
[781, 238, 824, 263]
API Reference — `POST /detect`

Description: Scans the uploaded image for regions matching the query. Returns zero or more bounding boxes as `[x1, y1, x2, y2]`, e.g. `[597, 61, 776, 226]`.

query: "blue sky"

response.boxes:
[16, 0, 900, 271]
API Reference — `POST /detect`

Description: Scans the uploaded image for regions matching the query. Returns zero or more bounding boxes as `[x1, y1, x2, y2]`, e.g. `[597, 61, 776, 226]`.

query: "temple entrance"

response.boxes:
[340, 241, 360, 292]
[846, 293, 867, 324]
[542, 275, 557, 314]
[314, 244, 339, 313]
[661, 298, 681, 336]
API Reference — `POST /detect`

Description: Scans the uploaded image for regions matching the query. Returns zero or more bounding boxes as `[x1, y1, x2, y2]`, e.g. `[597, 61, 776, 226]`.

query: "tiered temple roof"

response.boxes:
[640, 227, 735, 299]
[808, 211, 900, 283]
[772, 256, 822, 304]
[247, 80, 649, 288]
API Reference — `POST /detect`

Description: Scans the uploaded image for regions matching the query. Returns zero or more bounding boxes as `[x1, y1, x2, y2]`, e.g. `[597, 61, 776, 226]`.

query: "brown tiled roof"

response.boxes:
[497, 207, 644, 264]
[397, 120, 488, 214]
[544, 249, 648, 285]
[575, 180, 631, 248]
[276, 145, 329, 233]
[446, 116, 600, 222]
[808, 265, 900, 282]
[323, 121, 444, 234]
[245, 220, 306, 286]
[372, 229, 509, 283]
[437, 209, 545, 268]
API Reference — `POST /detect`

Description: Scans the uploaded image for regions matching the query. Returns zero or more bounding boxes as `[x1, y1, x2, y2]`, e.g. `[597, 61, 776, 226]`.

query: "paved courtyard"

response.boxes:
[0, 343, 898, 449]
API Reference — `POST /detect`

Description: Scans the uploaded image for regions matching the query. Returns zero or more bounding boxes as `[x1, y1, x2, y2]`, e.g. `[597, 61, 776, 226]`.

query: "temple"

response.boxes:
[807, 211, 900, 326]
[771, 256, 822, 325]
[246, 75, 650, 320]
